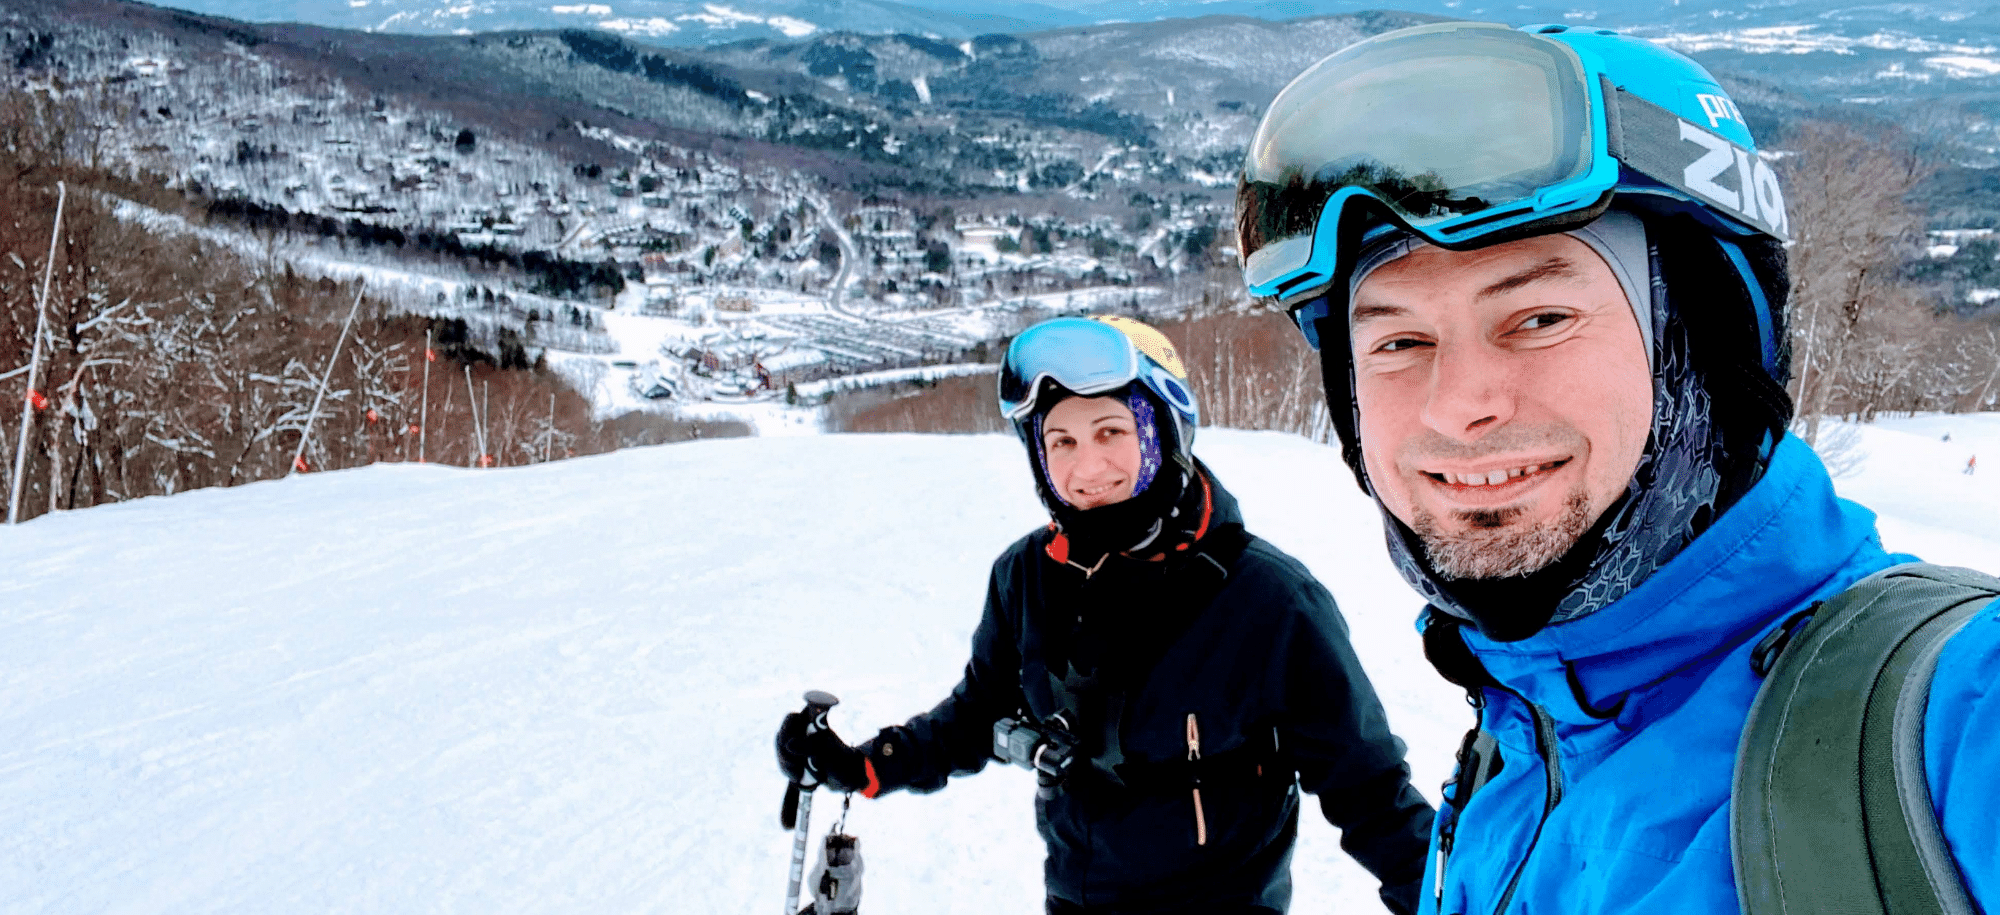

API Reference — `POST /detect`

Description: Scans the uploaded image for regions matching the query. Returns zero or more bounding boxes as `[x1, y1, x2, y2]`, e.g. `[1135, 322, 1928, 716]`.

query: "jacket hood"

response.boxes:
[1450, 434, 1900, 728]
[1044, 457, 1238, 570]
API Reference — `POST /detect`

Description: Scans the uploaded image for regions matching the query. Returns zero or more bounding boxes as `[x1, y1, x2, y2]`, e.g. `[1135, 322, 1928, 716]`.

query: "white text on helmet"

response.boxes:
[1696, 93, 1743, 130]
[1678, 119, 1789, 238]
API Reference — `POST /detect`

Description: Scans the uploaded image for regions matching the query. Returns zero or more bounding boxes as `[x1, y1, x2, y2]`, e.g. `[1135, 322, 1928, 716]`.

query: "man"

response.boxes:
[1234, 21, 2000, 915]
[777, 315, 1434, 914]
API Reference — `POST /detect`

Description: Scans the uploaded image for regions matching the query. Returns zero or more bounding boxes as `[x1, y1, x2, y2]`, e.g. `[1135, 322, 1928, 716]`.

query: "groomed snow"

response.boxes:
[1926, 55, 2000, 78]
[3, 418, 1998, 912]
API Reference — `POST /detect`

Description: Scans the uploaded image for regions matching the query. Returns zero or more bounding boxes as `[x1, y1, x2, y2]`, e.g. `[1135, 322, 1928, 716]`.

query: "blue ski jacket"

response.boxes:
[1422, 434, 2000, 915]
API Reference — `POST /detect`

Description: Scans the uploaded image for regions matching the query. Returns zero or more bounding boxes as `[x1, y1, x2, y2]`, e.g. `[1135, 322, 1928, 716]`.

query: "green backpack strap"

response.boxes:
[1733, 563, 1998, 915]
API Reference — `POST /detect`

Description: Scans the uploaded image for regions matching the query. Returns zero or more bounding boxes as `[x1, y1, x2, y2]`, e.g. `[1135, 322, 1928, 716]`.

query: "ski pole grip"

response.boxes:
[780, 690, 840, 831]
[780, 780, 802, 830]
[802, 690, 839, 726]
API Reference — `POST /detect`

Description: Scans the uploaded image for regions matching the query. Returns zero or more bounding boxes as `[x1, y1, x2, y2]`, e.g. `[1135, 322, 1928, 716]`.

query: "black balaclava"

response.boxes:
[1337, 210, 1791, 642]
[1019, 380, 1195, 562]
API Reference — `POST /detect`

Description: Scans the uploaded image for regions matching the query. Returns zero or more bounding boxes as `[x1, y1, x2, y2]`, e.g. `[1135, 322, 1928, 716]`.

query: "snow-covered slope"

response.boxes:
[1817, 414, 2000, 568]
[3, 420, 1998, 912]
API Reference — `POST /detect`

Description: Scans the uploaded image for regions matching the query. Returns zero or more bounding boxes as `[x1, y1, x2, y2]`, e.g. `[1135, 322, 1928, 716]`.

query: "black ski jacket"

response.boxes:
[861, 470, 1433, 914]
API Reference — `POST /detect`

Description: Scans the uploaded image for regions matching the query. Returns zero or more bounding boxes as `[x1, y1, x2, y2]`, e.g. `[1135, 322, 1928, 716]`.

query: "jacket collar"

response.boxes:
[1455, 435, 1896, 727]
[1045, 459, 1243, 571]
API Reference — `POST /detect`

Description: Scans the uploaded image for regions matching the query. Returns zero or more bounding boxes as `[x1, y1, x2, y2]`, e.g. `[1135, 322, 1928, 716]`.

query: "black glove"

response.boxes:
[775, 710, 869, 793]
[1380, 879, 1421, 915]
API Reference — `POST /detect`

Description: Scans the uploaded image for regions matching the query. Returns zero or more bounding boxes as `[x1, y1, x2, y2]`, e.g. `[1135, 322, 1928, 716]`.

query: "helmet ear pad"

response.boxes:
[1649, 215, 1793, 491]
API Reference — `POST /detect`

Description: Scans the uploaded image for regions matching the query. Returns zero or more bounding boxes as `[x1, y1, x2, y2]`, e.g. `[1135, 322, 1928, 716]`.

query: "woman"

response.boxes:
[777, 315, 1432, 914]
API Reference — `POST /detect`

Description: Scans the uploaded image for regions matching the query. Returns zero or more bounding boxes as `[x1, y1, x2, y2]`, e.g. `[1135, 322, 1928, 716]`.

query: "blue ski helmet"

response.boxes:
[1236, 22, 1799, 638]
[1236, 21, 1792, 488]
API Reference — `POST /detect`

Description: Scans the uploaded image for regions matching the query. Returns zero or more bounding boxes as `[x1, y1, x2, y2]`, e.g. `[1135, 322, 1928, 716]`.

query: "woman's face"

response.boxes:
[1042, 395, 1143, 509]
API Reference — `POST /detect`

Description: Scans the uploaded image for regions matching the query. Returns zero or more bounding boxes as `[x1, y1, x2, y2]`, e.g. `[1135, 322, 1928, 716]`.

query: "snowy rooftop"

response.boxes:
[758, 347, 827, 372]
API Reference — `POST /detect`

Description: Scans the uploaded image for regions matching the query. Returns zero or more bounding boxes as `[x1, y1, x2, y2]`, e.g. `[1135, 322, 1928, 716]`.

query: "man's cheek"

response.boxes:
[1359, 443, 1413, 522]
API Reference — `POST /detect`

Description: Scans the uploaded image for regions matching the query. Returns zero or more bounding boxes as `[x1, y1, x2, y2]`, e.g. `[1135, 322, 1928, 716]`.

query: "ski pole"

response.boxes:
[782, 690, 839, 915]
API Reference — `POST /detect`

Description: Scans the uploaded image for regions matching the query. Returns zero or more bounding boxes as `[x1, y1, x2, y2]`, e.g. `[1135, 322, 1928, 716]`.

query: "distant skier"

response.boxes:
[1236, 20, 2000, 915]
[777, 315, 1433, 914]
[1966, 455, 1977, 475]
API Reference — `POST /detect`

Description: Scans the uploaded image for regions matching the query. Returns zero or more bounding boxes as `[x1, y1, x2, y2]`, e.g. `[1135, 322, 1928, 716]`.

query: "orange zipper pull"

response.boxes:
[1187, 713, 1207, 846]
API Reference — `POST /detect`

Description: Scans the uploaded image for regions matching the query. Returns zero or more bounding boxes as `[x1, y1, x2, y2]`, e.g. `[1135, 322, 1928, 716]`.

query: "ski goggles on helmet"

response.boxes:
[1237, 21, 1791, 347]
[997, 316, 1197, 424]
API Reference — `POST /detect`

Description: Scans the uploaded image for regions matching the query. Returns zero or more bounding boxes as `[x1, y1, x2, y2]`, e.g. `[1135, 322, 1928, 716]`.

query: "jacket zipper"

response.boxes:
[1187, 712, 1207, 846]
[1486, 694, 1563, 915]
[1434, 717, 1479, 910]
[1435, 797, 1456, 908]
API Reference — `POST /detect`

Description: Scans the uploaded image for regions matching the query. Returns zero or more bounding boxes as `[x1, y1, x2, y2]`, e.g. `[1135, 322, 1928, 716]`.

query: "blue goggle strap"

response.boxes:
[1000, 367, 1138, 421]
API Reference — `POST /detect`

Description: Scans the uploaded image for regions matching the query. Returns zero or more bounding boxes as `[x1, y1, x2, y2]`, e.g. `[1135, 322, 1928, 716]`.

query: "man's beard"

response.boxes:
[1412, 488, 1593, 580]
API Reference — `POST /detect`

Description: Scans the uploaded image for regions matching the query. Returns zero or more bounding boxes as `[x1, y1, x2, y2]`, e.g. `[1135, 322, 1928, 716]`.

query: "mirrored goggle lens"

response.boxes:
[1237, 23, 1593, 279]
[998, 318, 1140, 419]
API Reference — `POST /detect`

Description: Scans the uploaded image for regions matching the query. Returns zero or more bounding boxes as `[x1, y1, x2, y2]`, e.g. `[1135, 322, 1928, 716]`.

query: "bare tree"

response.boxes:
[0, 81, 615, 523]
[1780, 120, 1933, 442]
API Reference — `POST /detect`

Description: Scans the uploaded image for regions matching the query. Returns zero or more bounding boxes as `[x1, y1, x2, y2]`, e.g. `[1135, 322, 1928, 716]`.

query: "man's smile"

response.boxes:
[1417, 458, 1573, 509]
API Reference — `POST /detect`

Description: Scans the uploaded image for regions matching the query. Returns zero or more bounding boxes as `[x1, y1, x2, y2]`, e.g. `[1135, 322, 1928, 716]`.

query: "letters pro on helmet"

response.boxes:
[1235, 20, 1792, 487]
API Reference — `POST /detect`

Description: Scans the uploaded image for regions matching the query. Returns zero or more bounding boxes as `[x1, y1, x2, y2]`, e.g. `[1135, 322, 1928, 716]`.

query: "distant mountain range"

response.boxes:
[132, 0, 2000, 47]
[147, 0, 1069, 44]
[13, 0, 2000, 222]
